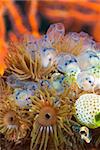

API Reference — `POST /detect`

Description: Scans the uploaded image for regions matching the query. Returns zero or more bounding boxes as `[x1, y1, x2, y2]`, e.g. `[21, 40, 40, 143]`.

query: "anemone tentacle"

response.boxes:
[30, 89, 74, 150]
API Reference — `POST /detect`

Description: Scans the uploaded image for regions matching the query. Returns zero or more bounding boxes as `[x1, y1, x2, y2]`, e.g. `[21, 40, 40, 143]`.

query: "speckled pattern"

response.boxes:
[75, 94, 100, 128]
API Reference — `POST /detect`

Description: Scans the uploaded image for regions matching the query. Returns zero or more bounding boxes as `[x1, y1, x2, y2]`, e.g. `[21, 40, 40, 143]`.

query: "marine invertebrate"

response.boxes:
[30, 89, 74, 150]
[42, 23, 96, 57]
[77, 64, 100, 92]
[77, 50, 99, 70]
[39, 80, 51, 89]
[51, 73, 65, 93]
[79, 126, 92, 143]
[56, 54, 78, 73]
[0, 97, 30, 141]
[0, 77, 30, 141]
[0, 0, 39, 76]
[3, 22, 98, 83]
[76, 72, 96, 92]
[0, 0, 100, 77]
[87, 65, 100, 79]
[0, 77, 11, 101]
[0, 20, 100, 150]
[74, 94, 100, 129]
[6, 41, 39, 80]
[6, 40, 56, 81]
[6, 75, 38, 108]
[7, 74, 39, 91]
[40, 47, 56, 68]
[62, 63, 80, 87]
[13, 88, 34, 108]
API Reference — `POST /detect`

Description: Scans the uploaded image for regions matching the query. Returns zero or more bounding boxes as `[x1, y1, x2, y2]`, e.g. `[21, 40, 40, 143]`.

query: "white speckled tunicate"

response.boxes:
[51, 73, 64, 93]
[57, 53, 78, 73]
[40, 48, 56, 67]
[77, 50, 99, 70]
[75, 94, 100, 129]
[76, 71, 96, 92]
[13, 89, 34, 108]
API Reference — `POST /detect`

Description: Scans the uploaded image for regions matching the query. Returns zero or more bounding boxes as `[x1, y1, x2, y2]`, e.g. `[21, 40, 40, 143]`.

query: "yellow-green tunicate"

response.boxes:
[74, 94, 100, 129]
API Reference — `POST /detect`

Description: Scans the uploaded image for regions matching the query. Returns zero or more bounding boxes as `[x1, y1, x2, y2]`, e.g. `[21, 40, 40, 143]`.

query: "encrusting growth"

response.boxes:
[0, 23, 100, 149]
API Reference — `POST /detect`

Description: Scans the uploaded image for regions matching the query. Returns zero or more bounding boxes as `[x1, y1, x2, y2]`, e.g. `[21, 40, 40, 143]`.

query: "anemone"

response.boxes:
[30, 89, 74, 150]
[62, 82, 85, 104]
[6, 41, 56, 81]
[0, 77, 12, 101]
[0, 95, 30, 141]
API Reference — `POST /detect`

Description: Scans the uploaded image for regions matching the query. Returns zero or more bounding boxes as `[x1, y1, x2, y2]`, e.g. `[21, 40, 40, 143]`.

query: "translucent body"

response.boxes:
[7, 75, 38, 91]
[77, 64, 100, 91]
[77, 72, 95, 92]
[40, 47, 56, 67]
[77, 50, 99, 70]
[13, 89, 34, 108]
[51, 73, 64, 93]
[57, 54, 78, 73]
